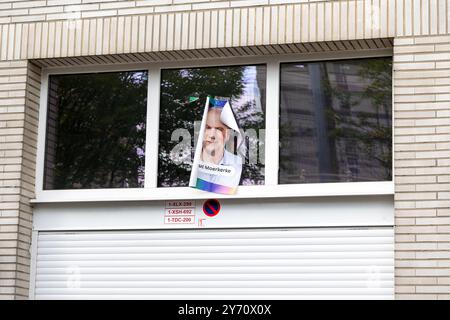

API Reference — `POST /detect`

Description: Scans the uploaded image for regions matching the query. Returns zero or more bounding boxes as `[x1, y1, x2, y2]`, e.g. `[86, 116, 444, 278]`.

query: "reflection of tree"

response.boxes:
[158, 66, 266, 187]
[46, 71, 147, 189]
[323, 59, 392, 180]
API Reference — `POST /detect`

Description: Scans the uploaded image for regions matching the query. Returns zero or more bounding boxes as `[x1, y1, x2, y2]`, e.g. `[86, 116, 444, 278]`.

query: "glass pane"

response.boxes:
[44, 71, 148, 189]
[279, 58, 392, 184]
[158, 65, 266, 187]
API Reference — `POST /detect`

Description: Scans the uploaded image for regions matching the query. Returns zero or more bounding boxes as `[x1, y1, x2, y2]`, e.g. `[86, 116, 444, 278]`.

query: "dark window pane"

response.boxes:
[44, 71, 148, 189]
[158, 65, 266, 187]
[279, 58, 392, 184]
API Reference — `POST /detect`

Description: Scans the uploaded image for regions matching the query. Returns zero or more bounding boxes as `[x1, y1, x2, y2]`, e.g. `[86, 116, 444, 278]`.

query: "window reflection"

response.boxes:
[279, 58, 392, 184]
[44, 71, 148, 189]
[158, 65, 266, 187]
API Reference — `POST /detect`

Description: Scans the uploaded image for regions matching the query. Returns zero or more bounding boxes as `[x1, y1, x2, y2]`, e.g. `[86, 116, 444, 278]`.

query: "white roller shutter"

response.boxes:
[33, 227, 394, 299]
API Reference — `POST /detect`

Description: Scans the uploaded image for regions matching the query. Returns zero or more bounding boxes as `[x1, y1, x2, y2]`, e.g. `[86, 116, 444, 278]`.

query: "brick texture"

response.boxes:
[394, 35, 450, 300]
[1, 0, 289, 23]
[1, 0, 449, 60]
[0, 60, 40, 300]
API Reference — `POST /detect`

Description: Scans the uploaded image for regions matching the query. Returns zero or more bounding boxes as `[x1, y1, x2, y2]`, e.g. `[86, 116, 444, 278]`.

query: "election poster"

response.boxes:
[189, 96, 243, 194]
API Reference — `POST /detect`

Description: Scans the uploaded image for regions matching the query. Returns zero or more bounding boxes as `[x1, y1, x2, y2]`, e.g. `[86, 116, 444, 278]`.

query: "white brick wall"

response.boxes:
[0, 0, 322, 23]
[394, 34, 450, 300]
[0, 0, 446, 27]
[0, 60, 40, 300]
[0, 1, 421, 60]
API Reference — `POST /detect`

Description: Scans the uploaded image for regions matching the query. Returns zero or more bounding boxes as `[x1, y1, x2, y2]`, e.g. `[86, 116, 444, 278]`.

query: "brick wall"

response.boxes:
[394, 34, 450, 299]
[0, 0, 399, 61]
[1, 0, 322, 24]
[0, 60, 40, 299]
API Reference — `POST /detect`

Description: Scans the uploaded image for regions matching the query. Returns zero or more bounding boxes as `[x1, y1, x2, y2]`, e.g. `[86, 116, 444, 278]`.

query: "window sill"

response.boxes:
[31, 181, 394, 203]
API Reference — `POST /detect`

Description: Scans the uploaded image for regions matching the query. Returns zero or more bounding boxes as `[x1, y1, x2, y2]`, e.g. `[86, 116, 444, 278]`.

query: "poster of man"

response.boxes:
[189, 96, 243, 194]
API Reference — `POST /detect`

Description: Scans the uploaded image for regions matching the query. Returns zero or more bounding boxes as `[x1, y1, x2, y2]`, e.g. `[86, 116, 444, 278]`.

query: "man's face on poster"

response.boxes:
[203, 108, 229, 157]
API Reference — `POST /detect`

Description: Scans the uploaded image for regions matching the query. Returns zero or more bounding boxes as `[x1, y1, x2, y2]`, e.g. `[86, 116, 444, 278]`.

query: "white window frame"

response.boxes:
[33, 49, 394, 204]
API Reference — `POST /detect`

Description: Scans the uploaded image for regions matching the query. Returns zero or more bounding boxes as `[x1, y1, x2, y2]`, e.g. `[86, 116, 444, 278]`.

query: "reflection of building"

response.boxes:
[239, 65, 267, 114]
[256, 66, 266, 115]
[280, 60, 392, 184]
[231, 65, 266, 115]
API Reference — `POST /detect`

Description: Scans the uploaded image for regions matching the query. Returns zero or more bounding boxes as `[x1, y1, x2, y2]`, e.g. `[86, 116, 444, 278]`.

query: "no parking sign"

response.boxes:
[202, 199, 221, 217]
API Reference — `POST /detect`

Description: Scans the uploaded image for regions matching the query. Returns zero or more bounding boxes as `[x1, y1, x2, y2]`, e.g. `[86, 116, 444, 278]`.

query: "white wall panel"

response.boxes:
[33, 227, 394, 299]
[33, 196, 394, 231]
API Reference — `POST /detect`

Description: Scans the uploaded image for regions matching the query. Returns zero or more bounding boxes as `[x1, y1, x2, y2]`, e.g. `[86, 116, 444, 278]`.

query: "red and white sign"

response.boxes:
[165, 208, 195, 216]
[165, 201, 195, 208]
[164, 216, 195, 224]
[203, 199, 221, 217]
[164, 200, 195, 224]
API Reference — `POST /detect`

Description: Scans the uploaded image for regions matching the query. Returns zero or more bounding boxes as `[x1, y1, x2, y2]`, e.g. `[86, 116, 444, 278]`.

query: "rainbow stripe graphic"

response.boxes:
[195, 178, 237, 195]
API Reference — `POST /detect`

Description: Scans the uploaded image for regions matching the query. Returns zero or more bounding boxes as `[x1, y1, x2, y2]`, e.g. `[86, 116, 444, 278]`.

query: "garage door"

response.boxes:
[33, 227, 394, 299]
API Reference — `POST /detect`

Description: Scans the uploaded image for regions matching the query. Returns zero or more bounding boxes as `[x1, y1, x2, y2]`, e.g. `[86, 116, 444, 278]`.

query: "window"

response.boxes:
[158, 65, 266, 187]
[37, 54, 393, 201]
[279, 57, 392, 184]
[44, 71, 148, 189]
